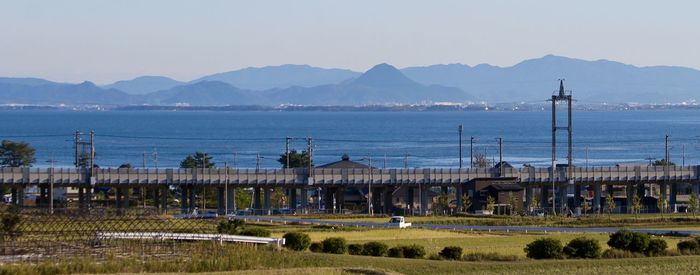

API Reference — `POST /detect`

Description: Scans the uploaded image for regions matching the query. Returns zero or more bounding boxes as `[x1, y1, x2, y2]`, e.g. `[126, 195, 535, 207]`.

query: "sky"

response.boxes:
[1, 0, 699, 84]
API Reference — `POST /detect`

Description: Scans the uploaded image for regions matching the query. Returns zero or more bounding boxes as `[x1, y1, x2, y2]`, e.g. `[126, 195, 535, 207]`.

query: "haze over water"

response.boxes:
[1, 110, 698, 169]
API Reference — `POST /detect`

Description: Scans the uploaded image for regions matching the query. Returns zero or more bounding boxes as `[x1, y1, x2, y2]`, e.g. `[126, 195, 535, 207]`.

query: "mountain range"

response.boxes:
[0, 55, 699, 106]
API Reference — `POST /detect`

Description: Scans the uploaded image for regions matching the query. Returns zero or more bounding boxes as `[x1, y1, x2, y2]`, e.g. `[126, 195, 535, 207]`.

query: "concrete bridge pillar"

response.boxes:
[160, 186, 169, 213]
[659, 183, 667, 213]
[693, 183, 700, 197]
[456, 185, 464, 212]
[670, 182, 678, 213]
[573, 184, 582, 209]
[626, 183, 634, 214]
[593, 183, 601, 214]
[300, 188, 308, 209]
[187, 187, 195, 212]
[288, 188, 297, 210]
[263, 188, 271, 212]
[116, 187, 123, 209]
[253, 187, 261, 209]
[38, 186, 47, 207]
[420, 185, 429, 215]
[540, 186, 548, 209]
[372, 187, 383, 215]
[226, 186, 235, 213]
[407, 187, 415, 214]
[17, 187, 24, 207]
[85, 187, 92, 210]
[217, 186, 226, 215]
[384, 186, 395, 215]
[78, 187, 84, 208]
[335, 187, 345, 213]
[558, 184, 567, 214]
[10, 187, 18, 205]
[524, 185, 532, 212]
[123, 187, 130, 209]
[153, 188, 160, 209]
[180, 186, 188, 214]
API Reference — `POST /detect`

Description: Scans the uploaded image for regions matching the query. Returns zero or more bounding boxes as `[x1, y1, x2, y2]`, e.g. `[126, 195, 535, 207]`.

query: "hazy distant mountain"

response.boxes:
[0, 80, 136, 105]
[0, 77, 59, 86]
[193, 64, 360, 90]
[266, 63, 473, 105]
[146, 81, 259, 106]
[402, 55, 700, 103]
[104, 76, 184, 95]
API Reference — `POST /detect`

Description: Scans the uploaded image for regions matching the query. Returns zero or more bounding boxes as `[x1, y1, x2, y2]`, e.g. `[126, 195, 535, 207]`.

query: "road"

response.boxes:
[238, 215, 700, 235]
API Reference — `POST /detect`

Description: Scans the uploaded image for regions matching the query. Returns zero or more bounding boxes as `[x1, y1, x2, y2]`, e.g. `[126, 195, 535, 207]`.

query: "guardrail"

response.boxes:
[95, 232, 285, 248]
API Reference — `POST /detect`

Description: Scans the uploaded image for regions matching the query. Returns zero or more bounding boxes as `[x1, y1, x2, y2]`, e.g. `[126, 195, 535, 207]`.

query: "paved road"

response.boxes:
[238, 215, 700, 235]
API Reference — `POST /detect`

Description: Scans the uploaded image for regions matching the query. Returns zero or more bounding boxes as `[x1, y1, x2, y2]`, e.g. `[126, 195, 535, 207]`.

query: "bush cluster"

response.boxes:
[524, 238, 563, 259]
[282, 232, 311, 251]
[321, 237, 348, 254]
[438, 246, 463, 260]
[607, 230, 667, 256]
[362, 242, 389, 257]
[563, 237, 601, 259]
[677, 237, 700, 255]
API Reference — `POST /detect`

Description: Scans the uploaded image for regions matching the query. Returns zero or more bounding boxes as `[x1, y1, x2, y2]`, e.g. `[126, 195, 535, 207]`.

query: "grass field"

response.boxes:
[3, 245, 700, 275]
[272, 227, 685, 256]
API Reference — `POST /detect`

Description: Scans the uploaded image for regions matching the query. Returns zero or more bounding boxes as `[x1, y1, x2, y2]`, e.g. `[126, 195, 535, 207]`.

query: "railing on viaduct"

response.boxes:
[1, 166, 699, 187]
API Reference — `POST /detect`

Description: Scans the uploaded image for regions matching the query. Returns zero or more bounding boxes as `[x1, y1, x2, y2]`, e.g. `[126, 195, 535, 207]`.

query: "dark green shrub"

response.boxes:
[439, 246, 463, 260]
[217, 219, 245, 234]
[645, 239, 667, 256]
[387, 246, 404, 258]
[309, 242, 324, 253]
[563, 237, 601, 258]
[322, 237, 348, 254]
[524, 238, 563, 259]
[348, 244, 364, 255]
[428, 254, 443, 260]
[239, 228, 271, 237]
[402, 244, 426, 259]
[677, 239, 700, 254]
[362, 241, 389, 257]
[607, 230, 649, 253]
[282, 232, 311, 251]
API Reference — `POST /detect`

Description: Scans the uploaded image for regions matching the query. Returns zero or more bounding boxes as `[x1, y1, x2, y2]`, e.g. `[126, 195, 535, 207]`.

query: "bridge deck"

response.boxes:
[1, 166, 698, 187]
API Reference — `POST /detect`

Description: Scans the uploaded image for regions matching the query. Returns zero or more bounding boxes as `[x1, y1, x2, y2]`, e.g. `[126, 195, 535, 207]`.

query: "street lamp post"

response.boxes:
[360, 157, 373, 216]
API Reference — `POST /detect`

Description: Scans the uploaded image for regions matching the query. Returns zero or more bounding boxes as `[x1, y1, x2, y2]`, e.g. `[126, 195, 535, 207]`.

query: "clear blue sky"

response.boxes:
[1, 0, 698, 84]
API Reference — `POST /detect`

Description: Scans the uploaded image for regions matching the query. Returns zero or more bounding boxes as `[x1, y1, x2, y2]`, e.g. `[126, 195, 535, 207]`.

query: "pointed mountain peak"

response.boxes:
[351, 63, 417, 87]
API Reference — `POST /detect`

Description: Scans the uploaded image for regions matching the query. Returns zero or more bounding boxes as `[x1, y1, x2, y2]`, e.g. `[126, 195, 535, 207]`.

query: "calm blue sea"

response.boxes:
[0, 110, 698, 168]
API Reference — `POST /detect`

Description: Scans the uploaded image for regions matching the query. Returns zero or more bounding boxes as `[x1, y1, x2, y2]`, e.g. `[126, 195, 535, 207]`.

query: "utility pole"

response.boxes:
[47, 156, 56, 214]
[224, 161, 229, 215]
[497, 137, 503, 176]
[74, 131, 80, 167]
[153, 148, 158, 169]
[470, 136, 475, 168]
[585, 145, 589, 168]
[404, 153, 408, 169]
[142, 152, 147, 169]
[459, 125, 463, 169]
[256, 153, 261, 172]
[285, 136, 291, 168]
[682, 144, 685, 166]
[368, 157, 373, 216]
[665, 135, 670, 165]
[89, 130, 95, 169]
[383, 153, 387, 169]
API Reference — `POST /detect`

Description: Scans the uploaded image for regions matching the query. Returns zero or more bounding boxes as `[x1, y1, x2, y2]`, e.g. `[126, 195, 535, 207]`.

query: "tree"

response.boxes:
[278, 149, 313, 168]
[605, 193, 616, 217]
[507, 192, 519, 215]
[433, 192, 450, 215]
[461, 193, 472, 212]
[631, 193, 642, 216]
[473, 152, 491, 168]
[180, 152, 215, 168]
[529, 195, 540, 213]
[0, 140, 36, 167]
[582, 198, 591, 216]
[657, 195, 667, 215]
[688, 193, 699, 217]
[485, 195, 496, 213]
[118, 163, 132, 169]
[652, 159, 675, 166]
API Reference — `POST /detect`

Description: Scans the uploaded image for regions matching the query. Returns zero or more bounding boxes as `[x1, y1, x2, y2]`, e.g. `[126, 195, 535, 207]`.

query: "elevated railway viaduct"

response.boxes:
[2, 166, 699, 215]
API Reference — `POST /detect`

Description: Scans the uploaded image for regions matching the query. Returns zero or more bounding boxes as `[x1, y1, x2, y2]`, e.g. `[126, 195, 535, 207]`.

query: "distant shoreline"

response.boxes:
[0, 104, 698, 112]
